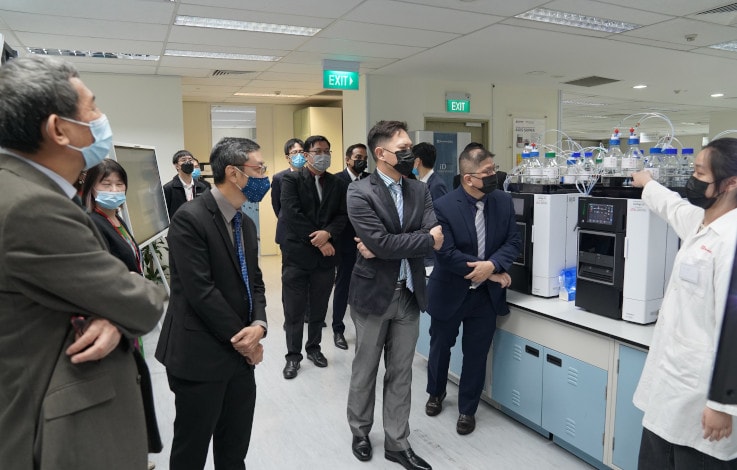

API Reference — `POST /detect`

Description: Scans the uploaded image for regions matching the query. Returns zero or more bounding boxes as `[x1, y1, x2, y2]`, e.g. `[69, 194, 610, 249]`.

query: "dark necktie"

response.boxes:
[389, 183, 414, 292]
[232, 212, 253, 318]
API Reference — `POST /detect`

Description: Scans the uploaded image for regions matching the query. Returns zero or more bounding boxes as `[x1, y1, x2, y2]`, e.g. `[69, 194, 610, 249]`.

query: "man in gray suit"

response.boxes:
[346, 120, 443, 470]
[0, 56, 167, 469]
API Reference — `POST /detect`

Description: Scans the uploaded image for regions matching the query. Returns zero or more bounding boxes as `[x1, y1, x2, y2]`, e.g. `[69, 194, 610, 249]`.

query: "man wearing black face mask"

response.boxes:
[163, 149, 210, 220]
[424, 147, 521, 436]
[332, 143, 370, 350]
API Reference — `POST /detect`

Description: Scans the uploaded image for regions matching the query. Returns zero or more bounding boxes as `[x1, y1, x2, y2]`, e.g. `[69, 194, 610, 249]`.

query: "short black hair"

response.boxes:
[463, 142, 485, 152]
[209, 137, 260, 184]
[284, 138, 304, 156]
[304, 135, 330, 152]
[172, 150, 193, 165]
[367, 120, 408, 161]
[459, 147, 494, 175]
[412, 142, 436, 169]
[80, 159, 128, 211]
[704, 137, 737, 192]
[345, 143, 367, 159]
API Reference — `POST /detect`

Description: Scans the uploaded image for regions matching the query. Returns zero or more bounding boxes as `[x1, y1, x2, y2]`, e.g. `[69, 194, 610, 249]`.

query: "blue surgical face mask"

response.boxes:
[60, 114, 114, 170]
[290, 153, 306, 169]
[95, 190, 126, 210]
[411, 167, 419, 176]
[192, 167, 202, 179]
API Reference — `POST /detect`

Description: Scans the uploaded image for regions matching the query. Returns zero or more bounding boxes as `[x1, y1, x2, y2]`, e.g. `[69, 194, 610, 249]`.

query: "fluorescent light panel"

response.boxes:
[28, 48, 159, 61]
[516, 8, 640, 34]
[165, 50, 280, 61]
[234, 92, 309, 98]
[710, 41, 737, 52]
[175, 15, 320, 37]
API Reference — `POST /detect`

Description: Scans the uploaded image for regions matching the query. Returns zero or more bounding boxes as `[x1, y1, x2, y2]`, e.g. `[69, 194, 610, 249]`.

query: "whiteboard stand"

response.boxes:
[149, 237, 170, 296]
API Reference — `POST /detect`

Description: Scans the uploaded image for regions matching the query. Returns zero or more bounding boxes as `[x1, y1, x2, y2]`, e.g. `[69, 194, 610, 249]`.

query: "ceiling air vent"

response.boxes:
[211, 70, 257, 77]
[696, 3, 737, 14]
[563, 76, 620, 87]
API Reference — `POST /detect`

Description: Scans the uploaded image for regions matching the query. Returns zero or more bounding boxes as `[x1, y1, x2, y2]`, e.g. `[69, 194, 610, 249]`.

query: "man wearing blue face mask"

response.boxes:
[271, 138, 305, 246]
[156, 137, 268, 470]
[279, 135, 348, 379]
[0, 55, 167, 470]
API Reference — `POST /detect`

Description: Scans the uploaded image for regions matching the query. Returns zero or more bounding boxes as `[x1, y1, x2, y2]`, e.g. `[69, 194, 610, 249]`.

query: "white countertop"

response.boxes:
[505, 290, 654, 348]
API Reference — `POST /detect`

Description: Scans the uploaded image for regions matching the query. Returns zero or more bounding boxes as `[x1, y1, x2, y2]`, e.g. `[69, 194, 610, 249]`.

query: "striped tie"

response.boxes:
[389, 183, 413, 292]
[472, 200, 485, 288]
[232, 212, 253, 318]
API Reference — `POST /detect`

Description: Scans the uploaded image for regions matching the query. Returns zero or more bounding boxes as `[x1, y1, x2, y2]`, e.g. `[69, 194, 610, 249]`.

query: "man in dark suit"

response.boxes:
[271, 138, 304, 246]
[331, 142, 369, 350]
[425, 147, 521, 436]
[452, 142, 507, 190]
[163, 149, 210, 220]
[155, 137, 268, 470]
[412, 142, 448, 201]
[347, 121, 443, 470]
[280, 135, 348, 379]
[0, 55, 167, 470]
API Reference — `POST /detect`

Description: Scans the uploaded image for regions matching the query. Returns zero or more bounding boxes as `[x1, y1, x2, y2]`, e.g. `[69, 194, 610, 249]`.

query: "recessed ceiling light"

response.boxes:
[165, 50, 280, 61]
[27, 47, 159, 61]
[515, 8, 640, 34]
[633, 84, 647, 89]
[234, 92, 309, 98]
[711, 93, 725, 98]
[709, 41, 737, 52]
[174, 15, 320, 36]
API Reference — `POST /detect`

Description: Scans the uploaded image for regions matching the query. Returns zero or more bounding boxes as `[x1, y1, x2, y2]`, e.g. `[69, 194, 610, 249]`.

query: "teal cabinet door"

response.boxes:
[613, 344, 647, 470]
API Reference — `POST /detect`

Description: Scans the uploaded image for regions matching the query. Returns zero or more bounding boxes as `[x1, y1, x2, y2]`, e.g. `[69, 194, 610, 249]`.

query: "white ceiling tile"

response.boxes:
[544, 0, 673, 25]
[178, 0, 364, 18]
[0, 0, 174, 23]
[319, 20, 458, 48]
[621, 18, 737, 47]
[157, 66, 214, 78]
[613, 35, 698, 52]
[182, 84, 242, 93]
[158, 56, 274, 71]
[167, 26, 308, 50]
[74, 62, 158, 74]
[0, 12, 168, 41]
[16, 32, 163, 54]
[594, 0, 733, 17]
[397, 0, 548, 17]
[343, 0, 504, 34]
[175, 4, 331, 28]
[298, 37, 425, 59]
[253, 72, 322, 83]
[165, 42, 290, 57]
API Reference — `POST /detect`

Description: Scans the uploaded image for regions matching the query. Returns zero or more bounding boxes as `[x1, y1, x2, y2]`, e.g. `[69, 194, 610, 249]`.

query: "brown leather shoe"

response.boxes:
[456, 414, 476, 435]
[425, 392, 446, 417]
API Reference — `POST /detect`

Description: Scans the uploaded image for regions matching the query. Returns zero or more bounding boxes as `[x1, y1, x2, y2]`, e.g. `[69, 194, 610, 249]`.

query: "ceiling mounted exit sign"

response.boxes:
[446, 92, 471, 113]
[323, 59, 360, 90]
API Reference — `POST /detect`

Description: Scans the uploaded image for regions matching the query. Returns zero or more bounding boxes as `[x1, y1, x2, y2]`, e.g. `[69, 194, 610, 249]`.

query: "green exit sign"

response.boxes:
[447, 99, 470, 113]
[323, 70, 359, 90]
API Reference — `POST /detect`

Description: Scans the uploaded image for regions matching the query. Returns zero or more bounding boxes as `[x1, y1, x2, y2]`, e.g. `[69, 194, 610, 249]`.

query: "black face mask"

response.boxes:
[478, 175, 498, 194]
[391, 149, 415, 177]
[685, 176, 719, 209]
[352, 159, 367, 174]
[181, 162, 194, 175]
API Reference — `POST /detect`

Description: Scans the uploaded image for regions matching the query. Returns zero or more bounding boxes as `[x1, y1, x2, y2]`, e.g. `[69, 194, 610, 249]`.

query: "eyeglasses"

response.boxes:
[468, 169, 496, 177]
[307, 150, 332, 156]
[243, 163, 268, 175]
[287, 149, 304, 156]
[178, 158, 194, 164]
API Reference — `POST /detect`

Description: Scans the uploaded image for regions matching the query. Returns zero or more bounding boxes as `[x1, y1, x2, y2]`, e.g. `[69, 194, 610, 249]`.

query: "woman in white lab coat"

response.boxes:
[631, 137, 737, 469]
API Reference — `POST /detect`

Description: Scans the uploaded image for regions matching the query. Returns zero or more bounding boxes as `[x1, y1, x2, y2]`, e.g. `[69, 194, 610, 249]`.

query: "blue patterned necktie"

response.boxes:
[389, 182, 414, 292]
[232, 212, 253, 318]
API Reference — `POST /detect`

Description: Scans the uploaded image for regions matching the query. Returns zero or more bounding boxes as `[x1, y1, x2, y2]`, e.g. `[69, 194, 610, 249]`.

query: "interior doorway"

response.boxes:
[424, 118, 488, 148]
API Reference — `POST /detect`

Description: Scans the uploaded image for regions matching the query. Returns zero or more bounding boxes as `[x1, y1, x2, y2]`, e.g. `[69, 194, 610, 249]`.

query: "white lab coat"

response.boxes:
[633, 181, 737, 460]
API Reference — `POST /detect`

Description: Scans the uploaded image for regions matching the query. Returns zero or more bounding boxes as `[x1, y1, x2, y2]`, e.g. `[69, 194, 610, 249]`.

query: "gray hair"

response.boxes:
[210, 137, 261, 184]
[0, 55, 80, 153]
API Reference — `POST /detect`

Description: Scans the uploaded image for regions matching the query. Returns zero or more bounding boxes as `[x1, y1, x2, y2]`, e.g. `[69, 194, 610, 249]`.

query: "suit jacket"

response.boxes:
[426, 172, 449, 201]
[427, 186, 521, 321]
[279, 167, 348, 270]
[335, 168, 370, 254]
[163, 174, 210, 220]
[347, 172, 438, 315]
[155, 190, 267, 382]
[271, 168, 290, 245]
[0, 152, 167, 470]
[90, 210, 141, 273]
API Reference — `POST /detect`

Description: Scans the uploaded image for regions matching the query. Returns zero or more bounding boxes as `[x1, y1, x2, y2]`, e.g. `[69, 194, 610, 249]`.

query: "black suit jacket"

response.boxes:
[155, 190, 267, 382]
[335, 168, 369, 254]
[271, 168, 290, 245]
[280, 167, 348, 270]
[426, 172, 449, 201]
[347, 172, 437, 315]
[89, 211, 141, 273]
[163, 175, 210, 220]
[427, 187, 521, 321]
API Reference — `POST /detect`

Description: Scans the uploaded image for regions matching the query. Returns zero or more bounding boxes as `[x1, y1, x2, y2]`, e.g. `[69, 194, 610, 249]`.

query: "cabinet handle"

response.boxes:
[525, 345, 540, 357]
[546, 354, 562, 367]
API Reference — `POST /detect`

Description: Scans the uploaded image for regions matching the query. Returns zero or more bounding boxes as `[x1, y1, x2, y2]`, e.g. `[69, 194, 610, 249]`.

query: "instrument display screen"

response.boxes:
[586, 203, 615, 225]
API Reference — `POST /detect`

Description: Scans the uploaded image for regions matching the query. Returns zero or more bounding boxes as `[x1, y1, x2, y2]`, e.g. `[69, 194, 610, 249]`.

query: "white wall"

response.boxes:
[80, 72, 185, 183]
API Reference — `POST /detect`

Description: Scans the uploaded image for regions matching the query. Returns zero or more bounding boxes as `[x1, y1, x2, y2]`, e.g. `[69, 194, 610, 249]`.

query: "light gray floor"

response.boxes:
[144, 255, 592, 470]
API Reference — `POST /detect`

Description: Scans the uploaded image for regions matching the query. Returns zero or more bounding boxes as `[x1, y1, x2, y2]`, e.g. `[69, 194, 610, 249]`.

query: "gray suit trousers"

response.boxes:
[347, 287, 420, 451]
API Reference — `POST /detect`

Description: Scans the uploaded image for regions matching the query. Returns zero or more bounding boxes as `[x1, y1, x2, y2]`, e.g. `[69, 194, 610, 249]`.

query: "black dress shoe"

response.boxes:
[334, 332, 348, 350]
[352, 435, 372, 462]
[282, 360, 300, 379]
[385, 448, 432, 470]
[425, 392, 446, 417]
[456, 414, 476, 435]
[306, 351, 328, 367]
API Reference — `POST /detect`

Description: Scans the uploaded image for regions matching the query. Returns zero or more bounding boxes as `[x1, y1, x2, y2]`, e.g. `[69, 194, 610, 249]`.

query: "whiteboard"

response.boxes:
[109, 143, 169, 247]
